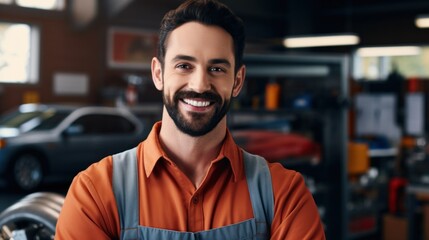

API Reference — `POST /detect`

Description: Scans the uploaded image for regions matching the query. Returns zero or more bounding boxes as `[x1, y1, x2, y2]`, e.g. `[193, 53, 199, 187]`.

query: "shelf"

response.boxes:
[230, 108, 322, 117]
[348, 228, 377, 240]
[348, 202, 383, 216]
[278, 157, 320, 168]
[348, 180, 387, 192]
[407, 184, 429, 194]
[369, 148, 398, 158]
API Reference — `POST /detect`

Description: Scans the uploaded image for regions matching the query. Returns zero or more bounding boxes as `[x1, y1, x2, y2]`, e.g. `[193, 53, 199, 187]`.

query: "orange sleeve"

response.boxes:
[269, 163, 326, 240]
[55, 157, 120, 240]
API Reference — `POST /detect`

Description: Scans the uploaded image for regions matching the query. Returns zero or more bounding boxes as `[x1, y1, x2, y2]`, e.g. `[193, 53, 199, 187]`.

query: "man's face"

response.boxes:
[153, 22, 244, 136]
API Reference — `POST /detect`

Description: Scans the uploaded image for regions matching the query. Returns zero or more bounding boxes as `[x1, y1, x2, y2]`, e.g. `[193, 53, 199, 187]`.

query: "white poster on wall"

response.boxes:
[355, 93, 401, 142]
[405, 93, 425, 136]
[53, 72, 89, 96]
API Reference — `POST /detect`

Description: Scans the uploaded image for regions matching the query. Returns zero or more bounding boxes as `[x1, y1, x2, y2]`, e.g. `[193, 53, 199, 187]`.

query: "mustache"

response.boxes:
[174, 90, 222, 103]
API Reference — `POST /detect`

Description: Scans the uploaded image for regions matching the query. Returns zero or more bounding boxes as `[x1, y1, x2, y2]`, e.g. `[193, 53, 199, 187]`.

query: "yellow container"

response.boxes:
[348, 142, 369, 175]
[265, 82, 280, 110]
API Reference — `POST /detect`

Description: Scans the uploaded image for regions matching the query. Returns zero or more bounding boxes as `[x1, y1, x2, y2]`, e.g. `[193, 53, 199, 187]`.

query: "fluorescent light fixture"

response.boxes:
[356, 46, 421, 57]
[415, 15, 429, 28]
[246, 65, 330, 77]
[283, 34, 360, 48]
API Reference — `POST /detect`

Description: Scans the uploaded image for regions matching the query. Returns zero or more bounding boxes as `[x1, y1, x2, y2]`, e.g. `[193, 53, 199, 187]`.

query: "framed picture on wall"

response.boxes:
[107, 27, 158, 70]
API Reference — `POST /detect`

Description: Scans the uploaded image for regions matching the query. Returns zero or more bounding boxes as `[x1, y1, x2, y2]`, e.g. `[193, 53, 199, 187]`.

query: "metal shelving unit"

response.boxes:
[228, 53, 349, 240]
[347, 147, 398, 239]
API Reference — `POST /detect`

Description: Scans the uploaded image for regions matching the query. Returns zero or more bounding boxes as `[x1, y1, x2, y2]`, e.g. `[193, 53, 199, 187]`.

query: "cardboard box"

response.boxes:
[383, 214, 407, 240]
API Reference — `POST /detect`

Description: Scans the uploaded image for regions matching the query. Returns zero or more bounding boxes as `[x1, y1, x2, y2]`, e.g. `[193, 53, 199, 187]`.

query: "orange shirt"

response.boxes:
[55, 122, 325, 239]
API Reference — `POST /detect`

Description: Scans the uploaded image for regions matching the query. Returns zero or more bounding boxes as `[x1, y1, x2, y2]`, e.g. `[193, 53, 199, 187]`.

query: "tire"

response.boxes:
[11, 154, 44, 192]
[19, 192, 65, 213]
[0, 192, 65, 239]
[20, 192, 65, 207]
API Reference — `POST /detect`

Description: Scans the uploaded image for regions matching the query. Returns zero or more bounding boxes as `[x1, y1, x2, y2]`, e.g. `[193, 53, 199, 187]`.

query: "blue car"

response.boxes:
[0, 104, 145, 191]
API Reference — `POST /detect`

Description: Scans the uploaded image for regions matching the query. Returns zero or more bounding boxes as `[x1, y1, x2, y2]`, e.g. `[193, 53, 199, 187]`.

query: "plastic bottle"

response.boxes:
[265, 79, 280, 110]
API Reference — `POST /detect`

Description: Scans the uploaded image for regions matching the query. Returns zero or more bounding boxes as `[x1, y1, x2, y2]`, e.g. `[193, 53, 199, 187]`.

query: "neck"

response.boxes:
[159, 108, 227, 188]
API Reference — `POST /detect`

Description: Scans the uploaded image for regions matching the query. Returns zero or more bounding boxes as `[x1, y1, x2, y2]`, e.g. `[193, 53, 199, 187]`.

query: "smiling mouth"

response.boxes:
[182, 98, 212, 107]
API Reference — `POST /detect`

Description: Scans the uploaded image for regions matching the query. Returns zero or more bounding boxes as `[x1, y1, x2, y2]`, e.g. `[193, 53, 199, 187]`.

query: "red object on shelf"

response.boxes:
[407, 77, 420, 92]
[388, 177, 407, 214]
[232, 130, 321, 163]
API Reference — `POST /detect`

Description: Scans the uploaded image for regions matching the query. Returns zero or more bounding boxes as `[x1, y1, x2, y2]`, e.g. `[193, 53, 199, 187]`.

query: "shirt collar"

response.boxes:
[142, 121, 243, 182]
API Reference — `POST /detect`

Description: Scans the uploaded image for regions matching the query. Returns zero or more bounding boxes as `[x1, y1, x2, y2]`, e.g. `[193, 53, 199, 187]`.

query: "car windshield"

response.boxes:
[0, 111, 44, 128]
[0, 107, 72, 132]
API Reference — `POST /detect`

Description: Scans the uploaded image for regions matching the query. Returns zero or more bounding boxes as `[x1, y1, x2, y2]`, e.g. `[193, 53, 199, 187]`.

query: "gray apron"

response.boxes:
[112, 148, 274, 240]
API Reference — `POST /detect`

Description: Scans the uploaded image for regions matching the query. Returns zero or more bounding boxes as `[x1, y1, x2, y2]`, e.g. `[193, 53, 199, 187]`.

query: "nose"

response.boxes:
[188, 68, 211, 93]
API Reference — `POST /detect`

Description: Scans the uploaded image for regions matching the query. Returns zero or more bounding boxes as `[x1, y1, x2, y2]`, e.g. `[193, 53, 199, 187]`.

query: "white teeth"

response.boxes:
[183, 99, 210, 107]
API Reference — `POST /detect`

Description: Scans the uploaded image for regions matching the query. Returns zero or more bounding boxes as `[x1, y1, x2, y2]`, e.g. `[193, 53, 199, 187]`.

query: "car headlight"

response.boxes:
[0, 138, 6, 149]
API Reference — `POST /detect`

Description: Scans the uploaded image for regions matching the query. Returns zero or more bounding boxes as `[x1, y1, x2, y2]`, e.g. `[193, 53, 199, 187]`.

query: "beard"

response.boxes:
[163, 89, 231, 137]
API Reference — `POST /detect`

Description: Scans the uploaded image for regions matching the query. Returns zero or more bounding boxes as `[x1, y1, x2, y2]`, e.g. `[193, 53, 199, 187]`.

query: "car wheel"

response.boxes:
[0, 192, 64, 239]
[11, 154, 44, 192]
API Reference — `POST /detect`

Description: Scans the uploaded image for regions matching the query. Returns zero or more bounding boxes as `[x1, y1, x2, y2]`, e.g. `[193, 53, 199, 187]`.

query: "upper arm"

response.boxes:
[269, 164, 326, 240]
[55, 158, 119, 240]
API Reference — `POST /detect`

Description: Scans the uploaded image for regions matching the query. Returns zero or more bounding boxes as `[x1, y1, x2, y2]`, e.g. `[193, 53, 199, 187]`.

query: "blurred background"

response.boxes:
[1, 0, 429, 239]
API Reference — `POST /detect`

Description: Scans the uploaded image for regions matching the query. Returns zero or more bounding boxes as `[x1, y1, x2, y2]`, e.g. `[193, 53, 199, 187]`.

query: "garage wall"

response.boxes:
[0, 6, 105, 113]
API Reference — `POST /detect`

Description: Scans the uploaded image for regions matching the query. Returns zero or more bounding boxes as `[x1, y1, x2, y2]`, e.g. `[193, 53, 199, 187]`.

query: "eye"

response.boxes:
[176, 63, 192, 70]
[209, 66, 225, 73]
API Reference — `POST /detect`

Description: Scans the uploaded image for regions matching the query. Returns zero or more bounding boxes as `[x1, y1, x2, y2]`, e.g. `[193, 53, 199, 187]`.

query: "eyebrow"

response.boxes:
[209, 58, 231, 68]
[172, 55, 196, 63]
[171, 55, 232, 68]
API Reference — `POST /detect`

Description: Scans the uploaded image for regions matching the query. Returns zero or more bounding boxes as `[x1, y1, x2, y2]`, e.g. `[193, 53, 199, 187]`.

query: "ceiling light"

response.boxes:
[415, 15, 429, 28]
[356, 46, 421, 57]
[283, 34, 360, 48]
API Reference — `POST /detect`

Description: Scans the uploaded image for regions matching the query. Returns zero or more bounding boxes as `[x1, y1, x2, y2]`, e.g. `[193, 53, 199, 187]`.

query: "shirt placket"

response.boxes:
[188, 191, 204, 232]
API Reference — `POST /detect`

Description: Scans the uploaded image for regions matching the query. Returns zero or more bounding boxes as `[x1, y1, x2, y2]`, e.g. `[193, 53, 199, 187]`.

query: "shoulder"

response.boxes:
[243, 152, 308, 205]
[242, 151, 301, 186]
[268, 162, 302, 186]
[79, 155, 114, 186]
[267, 162, 308, 201]
[71, 155, 116, 213]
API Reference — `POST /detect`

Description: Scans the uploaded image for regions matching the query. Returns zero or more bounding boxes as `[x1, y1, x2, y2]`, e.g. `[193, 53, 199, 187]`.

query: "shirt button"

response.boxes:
[192, 197, 199, 205]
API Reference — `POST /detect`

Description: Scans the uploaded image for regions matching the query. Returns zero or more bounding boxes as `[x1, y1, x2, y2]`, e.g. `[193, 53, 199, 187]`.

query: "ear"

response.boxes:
[151, 57, 163, 91]
[232, 65, 246, 97]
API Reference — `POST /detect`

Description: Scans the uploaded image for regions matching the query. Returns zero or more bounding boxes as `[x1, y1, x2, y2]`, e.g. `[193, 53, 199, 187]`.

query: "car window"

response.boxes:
[70, 114, 136, 135]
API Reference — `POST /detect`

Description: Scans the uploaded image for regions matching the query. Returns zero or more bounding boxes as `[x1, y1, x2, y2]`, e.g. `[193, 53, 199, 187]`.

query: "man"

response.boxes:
[55, 0, 325, 239]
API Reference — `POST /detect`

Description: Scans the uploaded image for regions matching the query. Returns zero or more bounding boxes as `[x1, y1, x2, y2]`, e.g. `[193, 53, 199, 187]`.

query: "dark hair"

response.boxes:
[157, 0, 245, 73]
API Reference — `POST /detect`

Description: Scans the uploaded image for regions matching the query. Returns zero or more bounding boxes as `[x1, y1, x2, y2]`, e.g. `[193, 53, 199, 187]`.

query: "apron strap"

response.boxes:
[243, 150, 275, 237]
[112, 147, 139, 239]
